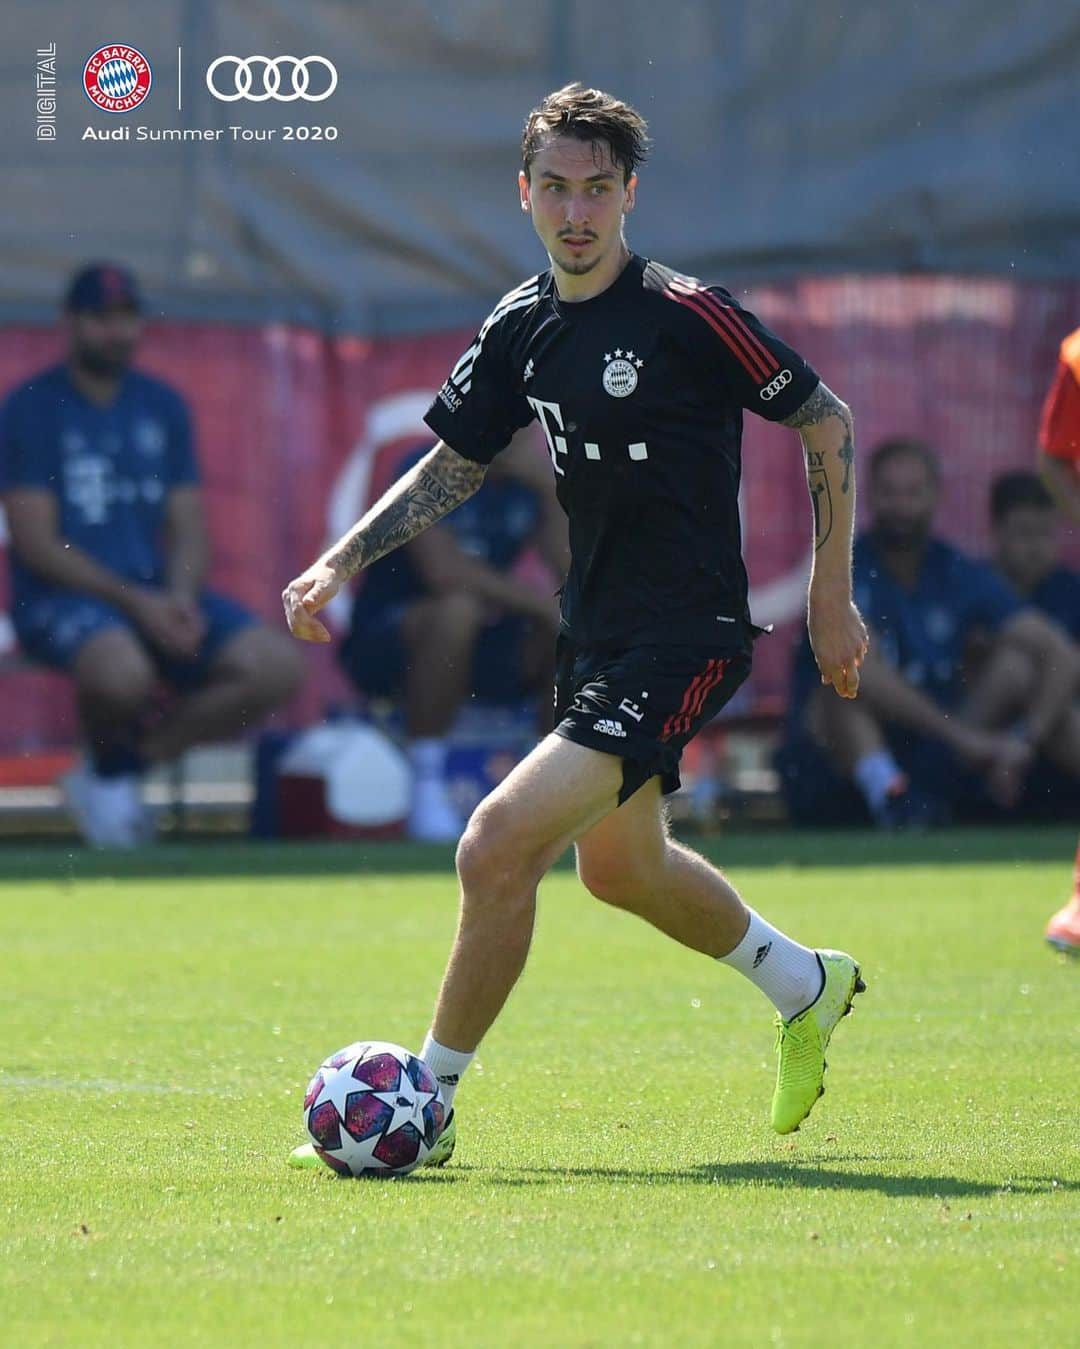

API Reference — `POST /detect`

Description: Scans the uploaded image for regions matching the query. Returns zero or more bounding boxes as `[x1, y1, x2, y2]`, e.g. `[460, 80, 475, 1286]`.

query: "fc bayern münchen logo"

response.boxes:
[602, 349, 642, 398]
[83, 45, 152, 114]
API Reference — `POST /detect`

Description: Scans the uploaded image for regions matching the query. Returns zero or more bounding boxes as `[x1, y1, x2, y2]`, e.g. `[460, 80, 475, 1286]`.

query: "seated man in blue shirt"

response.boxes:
[340, 434, 568, 841]
[990, 471, 1080, 642]
[0, 263, 303, 847]
[777, 437, 1079, 826]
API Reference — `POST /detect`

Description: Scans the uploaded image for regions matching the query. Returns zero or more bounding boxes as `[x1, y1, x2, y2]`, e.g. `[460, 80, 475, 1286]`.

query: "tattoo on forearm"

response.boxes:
[838, 429, 854, 494]
[808, 468, 833, 551]
[787, 382, 855, 536]
[327, 448, 486, 578]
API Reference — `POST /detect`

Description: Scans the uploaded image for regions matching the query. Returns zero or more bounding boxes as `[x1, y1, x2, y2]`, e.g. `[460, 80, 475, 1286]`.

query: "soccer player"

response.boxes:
[283, 84, 868, 1163]
[1037, 327, 1080, 954]
[0, 263, 303, 846]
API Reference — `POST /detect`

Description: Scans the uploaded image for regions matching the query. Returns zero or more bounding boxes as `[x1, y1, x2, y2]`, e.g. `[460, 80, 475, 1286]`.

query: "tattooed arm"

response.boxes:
[282, 441, 487, 643]
[781, 381, 868, 698]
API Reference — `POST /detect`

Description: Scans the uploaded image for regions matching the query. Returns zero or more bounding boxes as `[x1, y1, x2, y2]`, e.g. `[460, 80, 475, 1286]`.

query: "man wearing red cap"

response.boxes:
[0, 262, 302, 846]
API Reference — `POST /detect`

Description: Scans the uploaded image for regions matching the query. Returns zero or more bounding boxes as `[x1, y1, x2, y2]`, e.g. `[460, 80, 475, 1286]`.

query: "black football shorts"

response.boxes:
[552, 634, 753, 805]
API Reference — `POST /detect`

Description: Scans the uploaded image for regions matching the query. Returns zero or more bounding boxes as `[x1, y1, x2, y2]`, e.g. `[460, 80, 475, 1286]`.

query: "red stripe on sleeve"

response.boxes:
[668, 279, 777, 380]
[689, 287, 779, 375]
[663, 287, 770, 383]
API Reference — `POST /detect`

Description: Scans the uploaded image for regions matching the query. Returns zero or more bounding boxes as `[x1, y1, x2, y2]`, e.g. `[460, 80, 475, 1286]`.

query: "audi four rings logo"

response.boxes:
[759, 369, 793, 400]
[206, 55, 338, 102]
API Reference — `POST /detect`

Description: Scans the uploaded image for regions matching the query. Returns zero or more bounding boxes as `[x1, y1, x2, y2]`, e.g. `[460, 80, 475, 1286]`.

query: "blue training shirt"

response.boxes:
[0, 363, 199, 614]
[787, 532, 1022, 730]
[1029, 567, 1080, 643]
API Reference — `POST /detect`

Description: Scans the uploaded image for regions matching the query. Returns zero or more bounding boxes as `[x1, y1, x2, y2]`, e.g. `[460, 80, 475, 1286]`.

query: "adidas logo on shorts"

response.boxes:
[592, 718, 627, 738]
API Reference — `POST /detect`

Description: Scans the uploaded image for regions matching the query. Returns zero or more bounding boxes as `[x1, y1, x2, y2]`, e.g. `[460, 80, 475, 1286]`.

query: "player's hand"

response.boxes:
[525, 591, 563, 631]
[952, 726, 1033, 806]
[952, 725, 1022, 772]
[973, 732, 1034, 809]
[807, 590, 869, 699]
[168, 591, 208, 656]
[282, 562, 341, 643]
[126, 588, 203, 659]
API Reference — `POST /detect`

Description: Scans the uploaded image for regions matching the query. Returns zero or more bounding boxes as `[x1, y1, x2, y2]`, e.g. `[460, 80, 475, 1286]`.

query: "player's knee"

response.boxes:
[427, 589, 486, 638]
[78, 652, 156, 718]
[223, 627, 304, 707]
[456, 799, 545, 909]
[989, 642, 1037, 702]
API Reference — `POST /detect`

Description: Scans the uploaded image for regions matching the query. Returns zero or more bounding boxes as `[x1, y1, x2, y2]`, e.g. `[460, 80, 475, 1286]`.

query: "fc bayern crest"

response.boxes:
[602, 348, 643, 398]
[83, 45, 152, 114]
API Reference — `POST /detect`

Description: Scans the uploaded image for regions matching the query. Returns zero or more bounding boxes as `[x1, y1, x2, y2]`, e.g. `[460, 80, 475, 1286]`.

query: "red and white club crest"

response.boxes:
[83, 45, 152, 114]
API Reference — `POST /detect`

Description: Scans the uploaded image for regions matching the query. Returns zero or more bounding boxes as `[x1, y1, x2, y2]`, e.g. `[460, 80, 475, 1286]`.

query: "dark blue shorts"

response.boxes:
[341, 605, 540, 705]
[14, 589, 256, 691]
[553, 635, 754, 805]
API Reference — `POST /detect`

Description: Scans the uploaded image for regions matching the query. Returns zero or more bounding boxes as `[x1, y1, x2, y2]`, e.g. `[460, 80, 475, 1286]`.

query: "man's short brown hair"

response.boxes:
[522, 83, 650, 186]
[869, 436, 941, 486]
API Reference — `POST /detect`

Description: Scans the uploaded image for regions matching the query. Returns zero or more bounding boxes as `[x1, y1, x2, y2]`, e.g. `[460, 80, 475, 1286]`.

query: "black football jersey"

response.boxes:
[423, 253, 818, 649]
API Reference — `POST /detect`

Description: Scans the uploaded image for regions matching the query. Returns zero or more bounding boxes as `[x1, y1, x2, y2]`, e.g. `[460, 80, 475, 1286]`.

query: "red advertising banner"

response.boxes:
[1, 275, 1078, 756]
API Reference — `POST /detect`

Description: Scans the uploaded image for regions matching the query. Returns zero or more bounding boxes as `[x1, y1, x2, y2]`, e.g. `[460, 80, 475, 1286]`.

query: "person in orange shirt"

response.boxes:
[1039, 326, 1080, 953]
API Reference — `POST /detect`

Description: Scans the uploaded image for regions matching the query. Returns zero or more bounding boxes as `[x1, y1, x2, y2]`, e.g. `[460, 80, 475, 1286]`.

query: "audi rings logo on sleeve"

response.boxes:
[205, 55, 338, 102]
[759, 369, 793, 401]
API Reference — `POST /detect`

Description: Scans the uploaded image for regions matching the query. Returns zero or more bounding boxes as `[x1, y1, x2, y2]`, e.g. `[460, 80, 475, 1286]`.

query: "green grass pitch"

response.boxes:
[1, 827, 1076, 1347]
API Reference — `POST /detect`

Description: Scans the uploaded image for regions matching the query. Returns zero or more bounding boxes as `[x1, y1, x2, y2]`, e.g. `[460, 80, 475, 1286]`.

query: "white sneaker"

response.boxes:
[61, 763, 147, 849]
[408, 776, 464, 843]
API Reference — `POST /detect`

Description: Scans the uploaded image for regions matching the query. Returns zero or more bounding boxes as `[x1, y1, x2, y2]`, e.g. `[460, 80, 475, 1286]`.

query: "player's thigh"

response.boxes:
[461, 733, 625, 882]
[574, 774, 669, 899]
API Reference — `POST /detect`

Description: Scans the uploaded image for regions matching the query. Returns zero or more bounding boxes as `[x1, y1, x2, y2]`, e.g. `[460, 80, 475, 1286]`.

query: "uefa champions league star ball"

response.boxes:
[303, 1041, 445, 1177]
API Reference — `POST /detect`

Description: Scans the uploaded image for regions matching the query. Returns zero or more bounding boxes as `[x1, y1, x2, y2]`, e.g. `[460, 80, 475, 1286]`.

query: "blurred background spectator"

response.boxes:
[776, 437, 1079, 828]
[990, 471, 1080, 640]
[0, 263, 302, 846]
[340, 430, 568, 840]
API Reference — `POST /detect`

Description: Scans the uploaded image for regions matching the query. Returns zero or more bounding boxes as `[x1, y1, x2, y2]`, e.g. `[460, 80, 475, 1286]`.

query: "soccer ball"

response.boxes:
[303, 1041, 445, 1177]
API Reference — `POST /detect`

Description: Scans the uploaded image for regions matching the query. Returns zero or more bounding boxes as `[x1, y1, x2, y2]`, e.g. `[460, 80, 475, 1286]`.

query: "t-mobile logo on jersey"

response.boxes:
[526, 396, 649, 474]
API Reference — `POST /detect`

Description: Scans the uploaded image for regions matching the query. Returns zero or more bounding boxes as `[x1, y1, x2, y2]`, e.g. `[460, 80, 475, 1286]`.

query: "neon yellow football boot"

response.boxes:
[771, 950, 865, 1134]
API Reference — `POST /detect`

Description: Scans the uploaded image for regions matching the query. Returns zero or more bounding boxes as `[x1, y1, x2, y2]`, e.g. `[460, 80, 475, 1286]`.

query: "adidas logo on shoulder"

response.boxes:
[592, 718, 626, 738]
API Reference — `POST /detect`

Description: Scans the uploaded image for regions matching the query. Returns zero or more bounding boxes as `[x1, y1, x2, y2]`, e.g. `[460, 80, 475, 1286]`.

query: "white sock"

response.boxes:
[409, 738, 448, 779]
[420, 1032, 474, 1113]
[719, 909, 824, 1020]
[853, 749, 904, 813]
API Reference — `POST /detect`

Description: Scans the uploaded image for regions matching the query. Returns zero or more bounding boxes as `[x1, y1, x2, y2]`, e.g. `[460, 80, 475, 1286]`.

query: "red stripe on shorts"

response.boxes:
[661, 657, 729, 741]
